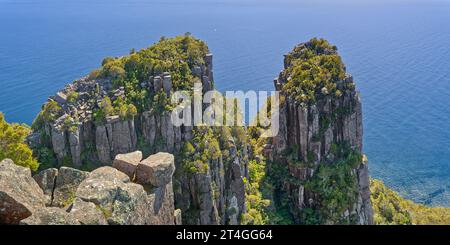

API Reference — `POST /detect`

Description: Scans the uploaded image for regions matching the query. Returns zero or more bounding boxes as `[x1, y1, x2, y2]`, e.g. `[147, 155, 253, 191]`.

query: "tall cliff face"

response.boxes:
[29, 36, 249, 225]
[269, 38, 373, 224]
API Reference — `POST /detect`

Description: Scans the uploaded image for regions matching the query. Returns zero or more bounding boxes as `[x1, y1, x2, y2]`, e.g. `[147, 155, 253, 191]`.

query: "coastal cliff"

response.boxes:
[272, 39, 372, 224]
[27, 35, 248, 225]
[247, 39, 373, 224]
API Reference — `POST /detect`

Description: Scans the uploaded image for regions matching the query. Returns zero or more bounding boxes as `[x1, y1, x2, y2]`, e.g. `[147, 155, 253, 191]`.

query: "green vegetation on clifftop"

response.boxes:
[92, 34, 209, 113]
[281, 38, 346, 104]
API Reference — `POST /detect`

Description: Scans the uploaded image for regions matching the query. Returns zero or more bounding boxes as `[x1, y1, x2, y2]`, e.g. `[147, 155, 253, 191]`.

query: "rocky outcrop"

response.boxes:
[112, 150, 142, 179]
[68, 198, 108, 225]
[270, 40, 373, 225]
[52, 167, 89, 207]
[356, 162, 374, 225]
[30, 47, 249, 225]
[0, 159, 46, 224]
[76, 166, 151, 225]
[33, 168, 58, 205]
[20, 207, 81, 225]
[0, 153, 178, 225]
[273, 75, 363, 162]
[136, 152, 175, 186]
[34, 53, 212, 169]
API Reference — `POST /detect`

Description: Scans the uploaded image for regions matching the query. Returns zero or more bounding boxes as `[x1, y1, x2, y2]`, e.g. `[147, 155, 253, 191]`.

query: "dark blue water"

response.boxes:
[0, 0, 449, 206]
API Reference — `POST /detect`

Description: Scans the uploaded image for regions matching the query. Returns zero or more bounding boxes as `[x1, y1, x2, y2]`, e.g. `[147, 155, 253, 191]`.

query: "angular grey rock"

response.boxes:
[193, 172, 220, 225]
[202, 75, 211, 92]
[76, 167, 150, 225]
[192, 66, 202, 77]
[109, 119, 137, 156]
[153, 76, 162, 91]
[95, 125, 111, 164]
[0, 159, 46, 224]
[162, 74, 172, 97]
[76, 167, 130, 206]
[68, 128, 82, 167]
[112, 151, 142, 179]
[357, 162, 373, 225]
[51, 126, 67, 163]
[69, 198, 107, 225]
[33, 168, 58, 206]
[227, 196, 239, 225]
[163, 112, 175, 152]
[136, 152, 175, 187]
[52, 167, 89, 208]
[174, 209, 182, 225]
[204, 53, 213, 69]
[146, 182, 176, 225]
[142, 111, 156, 148]
[20, 207, 80, 225]
[54, 92, 67, 104]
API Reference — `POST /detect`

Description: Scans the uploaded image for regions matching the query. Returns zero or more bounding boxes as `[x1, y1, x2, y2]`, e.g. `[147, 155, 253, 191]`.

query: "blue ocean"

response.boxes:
[0, 0, 449, 206]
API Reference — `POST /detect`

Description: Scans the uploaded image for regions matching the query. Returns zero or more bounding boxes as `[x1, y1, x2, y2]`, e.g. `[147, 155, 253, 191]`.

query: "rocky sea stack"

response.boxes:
[270, 38, 373, 224]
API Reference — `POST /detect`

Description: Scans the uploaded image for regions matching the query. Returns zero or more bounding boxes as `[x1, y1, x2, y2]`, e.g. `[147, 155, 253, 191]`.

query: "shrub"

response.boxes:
[0, 112, 39, 171]
[281, 38, 346, 104]
[66, 91, 79, 104]
[94, 96, 114, 124]
[370, 179, 450, 225]
[38, 100, 62, 124]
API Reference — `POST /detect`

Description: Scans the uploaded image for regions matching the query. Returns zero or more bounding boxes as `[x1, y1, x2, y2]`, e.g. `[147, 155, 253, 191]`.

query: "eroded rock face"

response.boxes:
[356, 162, 374, 225]
[68, 198, 107, 225]
[52, 167, 89, 208]
[33, 168, 58, 206]
[0, 159, 46, 224]
[136, 152, 175, 186]
[29, 51, 249, 225]
[75, 152, 178, 225]
[174, 209, 182, 225]
[271, 43, 373, 225]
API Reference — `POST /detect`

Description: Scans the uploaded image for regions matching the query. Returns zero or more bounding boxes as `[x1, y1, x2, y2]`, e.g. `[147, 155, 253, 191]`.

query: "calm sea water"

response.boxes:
[0, 0, 449, 206]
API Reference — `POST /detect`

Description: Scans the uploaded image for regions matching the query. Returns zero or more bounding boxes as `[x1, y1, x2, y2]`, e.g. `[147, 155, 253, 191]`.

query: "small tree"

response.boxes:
[0, 112, 39, 171]
[94, 97, 114, 124]
[67, 91, 79, 104]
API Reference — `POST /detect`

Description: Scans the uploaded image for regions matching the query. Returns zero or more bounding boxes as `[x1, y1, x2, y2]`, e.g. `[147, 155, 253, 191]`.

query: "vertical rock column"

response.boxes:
[136, 152, 177, 225]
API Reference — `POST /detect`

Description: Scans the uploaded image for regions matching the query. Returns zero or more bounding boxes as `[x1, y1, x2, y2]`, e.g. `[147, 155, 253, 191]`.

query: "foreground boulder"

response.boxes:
[112, 151, 142, 179]
[20, 207, 80, 225]
[76, 166, 150, 225]
[0, 159, 46, 224]
[52, 167, 89, 207]
[68, 198, 108, 225]
[33, 168, 58, 205]
[1, 152, 179, 225]
[136, 152, 175, 186]
[139, 153, 176, 224]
